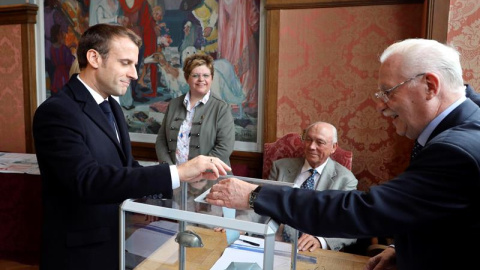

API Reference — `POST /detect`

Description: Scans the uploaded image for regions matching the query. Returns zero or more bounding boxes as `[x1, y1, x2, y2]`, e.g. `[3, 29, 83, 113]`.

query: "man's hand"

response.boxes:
[177, 155, 230, 182]
[206, 178, 257, 210]
[364, 246, 397, 270]
[298, 233, 321, 252]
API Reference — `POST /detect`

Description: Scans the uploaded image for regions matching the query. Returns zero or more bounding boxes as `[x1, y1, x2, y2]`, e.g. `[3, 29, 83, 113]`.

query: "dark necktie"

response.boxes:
[300, 168, 317, 190]
[410, 140, 423, 161]
[99, 101, 116, 134]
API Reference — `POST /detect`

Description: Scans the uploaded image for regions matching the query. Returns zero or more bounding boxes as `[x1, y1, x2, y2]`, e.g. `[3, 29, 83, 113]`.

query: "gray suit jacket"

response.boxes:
[155, 91, 234, 166]
[269, 157, 358, 251]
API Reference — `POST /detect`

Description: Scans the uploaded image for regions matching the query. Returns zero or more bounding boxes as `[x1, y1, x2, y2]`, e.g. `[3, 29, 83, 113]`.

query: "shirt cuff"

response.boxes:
[170, 165, 180, 189]
[318, 237, 328, 250]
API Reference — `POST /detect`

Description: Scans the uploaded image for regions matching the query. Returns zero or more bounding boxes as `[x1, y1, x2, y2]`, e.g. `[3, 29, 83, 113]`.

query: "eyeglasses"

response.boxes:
[190, 73, 211, 79]
[375, 73, 426, 102]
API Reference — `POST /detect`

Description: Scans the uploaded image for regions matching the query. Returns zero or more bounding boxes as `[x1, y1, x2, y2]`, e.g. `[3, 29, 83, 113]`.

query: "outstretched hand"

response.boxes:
[177, 155, 231, 182]
[206, 178, 257, 210]
[364, 246, 397, 270]
[298, 233, 321, 252]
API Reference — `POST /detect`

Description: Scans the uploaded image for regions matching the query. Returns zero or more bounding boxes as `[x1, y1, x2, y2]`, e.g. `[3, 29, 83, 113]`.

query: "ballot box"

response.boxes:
[119, 176, 301, 270]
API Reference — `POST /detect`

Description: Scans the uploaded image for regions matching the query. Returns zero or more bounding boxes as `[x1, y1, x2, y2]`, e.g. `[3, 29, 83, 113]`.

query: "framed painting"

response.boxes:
[41, 0, 265, 152]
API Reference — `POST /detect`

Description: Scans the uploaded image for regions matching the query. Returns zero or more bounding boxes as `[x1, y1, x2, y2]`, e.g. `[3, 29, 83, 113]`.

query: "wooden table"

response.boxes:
[130, 226, 369, 270]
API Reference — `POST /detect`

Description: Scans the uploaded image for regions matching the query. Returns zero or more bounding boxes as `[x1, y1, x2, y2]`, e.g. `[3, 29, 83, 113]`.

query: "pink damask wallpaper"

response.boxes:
[448, 0, 480, 88]
[0, 24, 26, 153]
[276, 4, 424, 191]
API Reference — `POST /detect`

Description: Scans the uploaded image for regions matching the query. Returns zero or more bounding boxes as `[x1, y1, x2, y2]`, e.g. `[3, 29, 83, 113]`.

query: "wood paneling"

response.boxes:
[0, 4, 37, 25]
[0, 4, 38, 153]
[263, 10, 280, 144]
[424, 0, 450, 42]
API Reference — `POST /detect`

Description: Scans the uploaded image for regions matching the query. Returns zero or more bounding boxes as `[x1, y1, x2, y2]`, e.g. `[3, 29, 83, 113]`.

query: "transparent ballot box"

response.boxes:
[119, 176, 302, 270]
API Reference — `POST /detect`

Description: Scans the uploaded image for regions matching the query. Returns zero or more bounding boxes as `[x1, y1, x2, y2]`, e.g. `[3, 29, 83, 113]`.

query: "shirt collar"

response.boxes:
[301, 158, 329, 175]
[183, 91, 211, 109]
[76, 74, 120, 104]
[417, 96, 466, 146]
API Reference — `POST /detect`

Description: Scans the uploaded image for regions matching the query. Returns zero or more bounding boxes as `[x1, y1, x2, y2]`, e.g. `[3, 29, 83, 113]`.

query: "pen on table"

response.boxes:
[239, 239, 260, 246]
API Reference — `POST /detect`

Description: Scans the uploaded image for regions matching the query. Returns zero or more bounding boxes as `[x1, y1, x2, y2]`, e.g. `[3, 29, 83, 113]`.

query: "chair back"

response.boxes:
[262, 132, 353, 179]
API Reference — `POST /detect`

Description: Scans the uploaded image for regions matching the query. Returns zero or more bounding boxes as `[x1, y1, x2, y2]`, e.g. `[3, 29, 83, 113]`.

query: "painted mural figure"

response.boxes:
[118, 0, 158, 98]
[44, 0, 69, 91]
[43, 0, 261, 144]
[49, 24, 75, 94]
[218, 0, 260, 119]
[138, 5, 172, 90]
[89, 0, 122, 26]
[192, 0, 219, 58]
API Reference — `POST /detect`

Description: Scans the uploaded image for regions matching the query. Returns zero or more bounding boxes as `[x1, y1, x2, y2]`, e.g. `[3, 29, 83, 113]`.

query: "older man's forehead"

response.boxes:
[307, 124, 331, 138]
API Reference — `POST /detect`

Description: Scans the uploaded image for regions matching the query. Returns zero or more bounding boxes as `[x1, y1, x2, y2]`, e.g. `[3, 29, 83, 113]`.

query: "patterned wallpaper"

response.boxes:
[0, 24, 25, 153]
[448, 0, 480, 89]
[276, 4, 424, 191]
[0, 2, 478, 190]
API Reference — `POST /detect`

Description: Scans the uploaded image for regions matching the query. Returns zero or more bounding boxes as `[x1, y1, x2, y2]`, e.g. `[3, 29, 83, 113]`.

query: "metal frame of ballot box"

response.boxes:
[119, 176, 298, 270]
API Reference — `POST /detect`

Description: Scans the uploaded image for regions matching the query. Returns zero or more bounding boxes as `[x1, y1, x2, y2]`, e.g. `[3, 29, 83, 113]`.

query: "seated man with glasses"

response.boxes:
[269, 121, 358, 252]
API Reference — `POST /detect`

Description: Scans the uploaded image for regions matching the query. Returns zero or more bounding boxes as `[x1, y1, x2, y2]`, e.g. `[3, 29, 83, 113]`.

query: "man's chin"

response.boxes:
[394, 128, 406, 137]
[393, 120, 407, 137]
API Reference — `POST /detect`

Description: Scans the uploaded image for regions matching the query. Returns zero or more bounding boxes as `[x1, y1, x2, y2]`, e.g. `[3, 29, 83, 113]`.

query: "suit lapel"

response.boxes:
[316, 158, 336, 190]
[286, 167, 299, 182]
[284, 159, 303, 182]
[109, 97, 129, 160]
[66, 77, 127, 162]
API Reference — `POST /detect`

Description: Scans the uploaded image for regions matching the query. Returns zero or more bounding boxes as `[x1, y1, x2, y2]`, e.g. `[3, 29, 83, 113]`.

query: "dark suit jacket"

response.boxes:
[33, 76, 173, 270]
[466, 83, 480, 105]
[253, 99, 480, 270]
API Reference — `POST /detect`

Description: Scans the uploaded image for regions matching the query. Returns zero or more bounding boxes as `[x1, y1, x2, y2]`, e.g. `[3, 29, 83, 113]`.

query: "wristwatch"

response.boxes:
[248, 186, 262, 209]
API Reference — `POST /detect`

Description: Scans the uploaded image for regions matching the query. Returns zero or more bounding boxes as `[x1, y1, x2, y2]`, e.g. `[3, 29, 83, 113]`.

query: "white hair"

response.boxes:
[304, 121, 338, 144]
[379, 38, 464, 92]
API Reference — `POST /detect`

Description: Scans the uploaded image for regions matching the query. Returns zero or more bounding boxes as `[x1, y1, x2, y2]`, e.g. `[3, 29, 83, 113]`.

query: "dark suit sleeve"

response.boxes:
[253, 140, 479, 239]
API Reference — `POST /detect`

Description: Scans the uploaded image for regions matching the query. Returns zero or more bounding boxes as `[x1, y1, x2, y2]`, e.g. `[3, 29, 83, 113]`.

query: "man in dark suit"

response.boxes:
[206, 38, 480, 270]
[33, 24, 230, 270]
[364, 82, 480, 268]
[270, 121, 357, 252]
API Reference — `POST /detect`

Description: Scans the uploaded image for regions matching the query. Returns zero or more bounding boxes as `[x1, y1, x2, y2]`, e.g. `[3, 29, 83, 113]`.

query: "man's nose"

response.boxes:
[128, 65, 138, 80]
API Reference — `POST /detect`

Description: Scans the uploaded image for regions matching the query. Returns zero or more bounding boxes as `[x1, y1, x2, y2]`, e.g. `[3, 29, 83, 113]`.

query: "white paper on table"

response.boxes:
[0, 152, 40, 175]
[210, 235, 293, 270]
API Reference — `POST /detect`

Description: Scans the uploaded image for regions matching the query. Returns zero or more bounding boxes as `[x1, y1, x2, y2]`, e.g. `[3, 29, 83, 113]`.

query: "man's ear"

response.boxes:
[331, 142, 338, 154]
[86, 49, 101, 69]
[425, 72, 440, 100]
